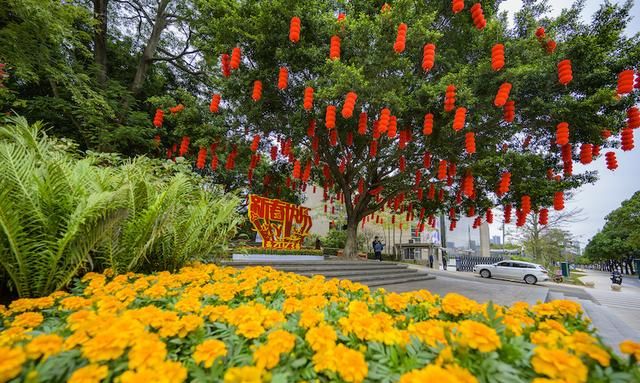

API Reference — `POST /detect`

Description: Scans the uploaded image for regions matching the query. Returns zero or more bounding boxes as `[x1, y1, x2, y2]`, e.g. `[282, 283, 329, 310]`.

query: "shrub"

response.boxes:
[0, 264, 638, 382]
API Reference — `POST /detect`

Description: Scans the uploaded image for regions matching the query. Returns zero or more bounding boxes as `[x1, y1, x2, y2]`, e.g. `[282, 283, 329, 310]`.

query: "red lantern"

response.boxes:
[379, 108, 391, 132]
[504, 204, 512, 223]
[516, 209, 526, 227]
[538, 208, 549, 225]
[292, 160, 301, 179]
[250, 134, 260, 152]
[152, 109, 164, 127]
[422, 44, 436, 72]
[449, 220, 457, 231]
[470, 3, 486, 30]
[423, 152, 432, 169]
[210, 154, 219, 171]
[423, 113, 434, 135]
[369, 140, 378, 157]
[617, 69, 634, 95]
[605, 151, 618, 170]
[230, 47, 241, 70]
[579, 143, 593, 164]
[387, 116, 397, 138]
[453, 107, 467, 131]
[491, 44, 505, 71]
[358, 112, 368, 135]
[545, 40, 557, 54]
[497, 172, 511, 195]
[535, 27, 545, 39]
[486, 208, 494, 224]
[329, 129, 338, 146]
[503, 100, 515, 123]
[553, 191, 564, 211]
[220, 54, 231, 77]
[394, 23, 407, 53]
[252, 80, 263, 101]
[179, 136, 190, 156]
[627, 107, 640, 129]
[307, 119, 316, 137]
[462, 171, 474, 197]
[452, 0, 464, 14]
[494, 82, 512, 107]
[557, 60, 573, 85]
[521, 195, 531, 216]
[467, 205, 476, 217]
[330, 35, 341, 60]
[465, 132, 476, 154]
[437, 160, 447, 180]
[289, 17, 301, 43]
[621, 128, 634, 151]
[448, 162, 457, 177]
[277, 67, 288, 90]
[209, 94, 221, 113]
[346, 132, 353, 146]
[444, 85, 456, 112]
[399, 156, 406, 172]
[341, 91, 358, 118]
[556, 122, 569, 146]
[325, 105, 337, 129]
[601, 129, 611, 139]
[270, 145, 278, 161]
[592, 144, 601, 157]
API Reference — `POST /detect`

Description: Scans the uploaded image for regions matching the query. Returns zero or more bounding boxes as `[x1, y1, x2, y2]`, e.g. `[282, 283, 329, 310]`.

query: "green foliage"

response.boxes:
[322, 229, 348, 249]
[0, 117, 243, 297]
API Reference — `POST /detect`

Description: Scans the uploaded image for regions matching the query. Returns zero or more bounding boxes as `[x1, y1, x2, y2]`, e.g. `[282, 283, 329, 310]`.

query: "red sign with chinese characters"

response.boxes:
[248, 195, 312, 249]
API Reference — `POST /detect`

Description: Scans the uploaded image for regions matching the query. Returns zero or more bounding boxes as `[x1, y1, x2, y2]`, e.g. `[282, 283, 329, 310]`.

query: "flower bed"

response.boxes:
[1, 265, 639, 383]
[234, 247, 323, 256]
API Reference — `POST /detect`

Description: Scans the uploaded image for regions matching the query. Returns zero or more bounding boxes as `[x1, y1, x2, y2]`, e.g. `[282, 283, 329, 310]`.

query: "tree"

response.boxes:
[190, 0, 638, 257]
[584, 191, 640, 274]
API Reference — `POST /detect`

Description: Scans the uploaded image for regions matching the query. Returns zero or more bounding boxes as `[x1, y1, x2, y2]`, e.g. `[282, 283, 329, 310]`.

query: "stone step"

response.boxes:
[272, 265, 409, 273]
[545, 291, 566, 302]
[297, 268, 418, 278]
[345, 271, 429, 283]
[579, 299, 639, 352]
[366, 274, 436, 287]
[221, 260, 401, 267]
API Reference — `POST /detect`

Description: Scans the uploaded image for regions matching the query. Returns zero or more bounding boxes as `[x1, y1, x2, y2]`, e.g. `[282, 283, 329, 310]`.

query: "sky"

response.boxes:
[487, 0, 640, 247]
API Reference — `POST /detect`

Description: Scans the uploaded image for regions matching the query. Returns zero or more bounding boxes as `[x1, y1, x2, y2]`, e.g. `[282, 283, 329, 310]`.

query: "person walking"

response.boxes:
[372, 236, 384, 262]
[428, 253, 434, 269]
[441, 252, 448, 271]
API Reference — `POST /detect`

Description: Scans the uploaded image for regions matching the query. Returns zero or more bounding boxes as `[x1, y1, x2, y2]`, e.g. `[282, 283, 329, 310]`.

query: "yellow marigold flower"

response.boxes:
[428, 306, 442, 317]
[530, 330, 564, 348]
[82, 333, 128, 362]
[441, 293, 480, 317]
[531, 347, 587, 383]
[128, 333, 167, 369]
[0, 327, 31, 347]
[531, 379, 567, 383]
[299, 310, 324, 329]
[306, 324, 337, 352]
[333, 344, 368, 383]
[399, 364, 477, 383]
[0, 304, 6, 317]
[10, 312, 44, 328]
[174, 297, 201, 313]
[120, 361, 187, 383]
[408, 320, 448, 347]
[456, 320, 501, 353]
[64, 330, 90, 350]
[60, 296, 92, 311]
[620, 340, 640, 360]
[539, 320, 570, 335]
[193, 339, 227, 368]
[67, 364, 108, 383]
[385, 293, 409, 312]
[25, 334, 63, 360]
[223, 366, 262, 383]
[266, 330, 296, 353]
[253, 344, 281, 370]
[532, 300, 582, 319]
[177, 314, 204, 337]
[236, 321, 265, 339]
[312, 345, 338, 373]
[0, 346, 26, 382]
[201, 305, 229, 322]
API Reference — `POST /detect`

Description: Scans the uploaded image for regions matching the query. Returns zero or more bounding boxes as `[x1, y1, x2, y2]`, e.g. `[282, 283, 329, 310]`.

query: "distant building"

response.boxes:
[491, 235, 501, 245]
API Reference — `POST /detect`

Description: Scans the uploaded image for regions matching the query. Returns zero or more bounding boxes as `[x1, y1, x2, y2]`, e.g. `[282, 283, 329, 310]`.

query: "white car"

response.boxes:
[473, 260, 549, 284]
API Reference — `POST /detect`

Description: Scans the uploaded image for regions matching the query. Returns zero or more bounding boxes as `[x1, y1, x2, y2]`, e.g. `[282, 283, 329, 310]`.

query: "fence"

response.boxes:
[455, 256, 503, 272]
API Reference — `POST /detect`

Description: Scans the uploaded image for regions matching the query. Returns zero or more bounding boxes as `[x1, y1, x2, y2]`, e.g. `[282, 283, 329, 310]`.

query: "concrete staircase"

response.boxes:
[221, 260, 435, 287]
[546, 291, 639, 351]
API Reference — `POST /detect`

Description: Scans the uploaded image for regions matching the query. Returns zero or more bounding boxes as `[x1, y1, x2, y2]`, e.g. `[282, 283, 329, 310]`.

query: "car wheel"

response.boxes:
[524, 275, 537, 285]
[480, 269, 491, 278]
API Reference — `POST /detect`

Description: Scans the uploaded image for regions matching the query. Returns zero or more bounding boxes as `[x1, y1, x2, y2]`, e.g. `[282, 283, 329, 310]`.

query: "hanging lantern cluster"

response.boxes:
[394, 23, 407, 53]
[497, 172, 511, 195]
[399, 130, 411, 149]
[252, 80, 263, 101]
[452, 0, 464, 13]
[302, 161, 312, 182]
[289, 17, 301, 43]
[491, 44, 505, 71]
[358, 112, 368, 135]
[627, 107, 640, 129]
[579, 143, 593, 164]
[220, 54, 231, 77]
[303, 87, 314, 111]
[152, 109, 164, 127]
[329, 129, 338, 146]
[250, 134, 261, 152]
[307, 119, 316, 137]
[399, 155, 406, 172]
[601, 129, 612, 139]
[423, 113, 434, 135]
[470, 3, 487, 30]
[538, 208, 549, 225]
[592, 144, 601, 157]
[168, 104, 184, 114]
[504, 204, 512, 223]
[210, 94, 221, 113]
[557, 60, 573, 85]
[515, 208, 526, 227]
[210, 153, 219, 171]
[423, 152, 432, 169]
[379, 108, 391, 132]
[520, 195, 531, 216]
[617, 69, 634, 95]
[277, 67, 288, 90]
[462, 171, 474, 197]
[387, 116, 398, 138]
[465, 132, 476, 154]
[621, 128, 634, 151]
[225, 146, 238, 170]
[554, 191, 564, 211]
[494, 82, 512, 107]
[369, 140, 378, 157]
[545, 40, 557, 54]
[422, 44, 435, 72]
[270, 145, 278, 160]
[444, 85, 456, 112]
[196, 147, 207, 169]
[341, 92, 358, 118]
[345, 132, 354, 146]
[562, 143, 573, 176]
[485, 208, 493, 224]
[503, 100, 515, 122]
[556, 122, 569, 145]
[330, 35, 341, 60]
[453, 107, 467, 131]
[179, 136, 190, 156]
[292, 160, 301, 179]
[230, 47, 241, 70]
[472, 216, 482, 228]
[535, 27, 545, 40]
[325, 105, 336, 129]
[605, 151, 618, 170]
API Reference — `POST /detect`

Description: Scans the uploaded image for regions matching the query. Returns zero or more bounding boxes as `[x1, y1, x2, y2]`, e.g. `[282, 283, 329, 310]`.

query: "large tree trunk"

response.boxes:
[343, 218, 359, 259]
[93, 0, 108, 85]
[130, 0, 170, 95]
